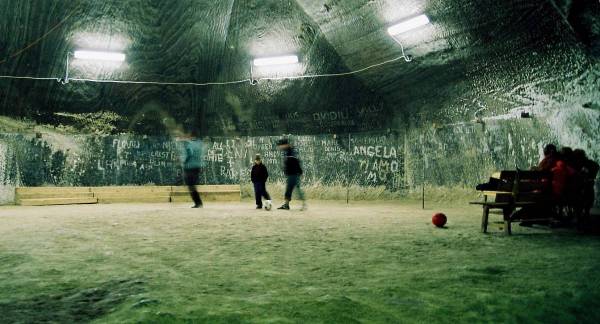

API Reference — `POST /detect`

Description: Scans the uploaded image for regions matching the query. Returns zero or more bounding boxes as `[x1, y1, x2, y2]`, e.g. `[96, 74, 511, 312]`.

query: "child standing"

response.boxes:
[251, 154, 272, 209]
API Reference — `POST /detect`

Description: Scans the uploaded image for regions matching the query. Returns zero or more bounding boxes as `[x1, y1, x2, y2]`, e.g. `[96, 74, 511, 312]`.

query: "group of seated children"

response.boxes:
[535, 144, 599, 225]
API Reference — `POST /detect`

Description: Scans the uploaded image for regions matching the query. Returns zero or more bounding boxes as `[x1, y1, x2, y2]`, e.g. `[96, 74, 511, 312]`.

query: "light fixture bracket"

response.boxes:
[60, 52, 73, 84]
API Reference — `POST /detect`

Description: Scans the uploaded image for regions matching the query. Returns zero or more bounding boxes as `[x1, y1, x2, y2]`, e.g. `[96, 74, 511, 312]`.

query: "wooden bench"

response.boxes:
[15, 185, 241, 206]
[470, 170, 553, 234]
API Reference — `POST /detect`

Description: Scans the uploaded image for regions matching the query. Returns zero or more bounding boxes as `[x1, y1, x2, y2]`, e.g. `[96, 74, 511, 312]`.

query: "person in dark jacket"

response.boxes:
[251, 154, 271, 209]
[573, 149, 599, 228]
[537, 144, 558, 171]
[276, 138, 306, 210]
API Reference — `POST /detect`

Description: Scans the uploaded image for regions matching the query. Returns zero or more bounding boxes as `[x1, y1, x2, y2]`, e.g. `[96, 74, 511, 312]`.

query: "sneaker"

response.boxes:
[256, 206, 263, 209]
[192, 204, 203, 209]
[277, 204, 290, 210]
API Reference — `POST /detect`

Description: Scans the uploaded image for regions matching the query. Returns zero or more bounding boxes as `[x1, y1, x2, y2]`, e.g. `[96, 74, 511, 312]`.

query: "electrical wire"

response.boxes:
[0, 52, 411, 86]
[0, 2, 416, 86]
[256, 55, 410, 82]
[390, 34, 413, 62]
[0, 3, 81, 65]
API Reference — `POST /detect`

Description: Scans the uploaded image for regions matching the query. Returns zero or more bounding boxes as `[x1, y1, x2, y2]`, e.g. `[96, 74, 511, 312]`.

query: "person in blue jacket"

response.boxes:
[178, 128, 205, 208]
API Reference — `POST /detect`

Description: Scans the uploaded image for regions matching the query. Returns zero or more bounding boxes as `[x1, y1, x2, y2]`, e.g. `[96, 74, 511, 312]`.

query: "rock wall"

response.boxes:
[1, 123, 598, 205]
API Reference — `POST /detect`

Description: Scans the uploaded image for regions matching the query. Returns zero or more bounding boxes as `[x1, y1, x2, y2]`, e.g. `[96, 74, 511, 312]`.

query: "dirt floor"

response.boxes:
[1, 200, 600, 323]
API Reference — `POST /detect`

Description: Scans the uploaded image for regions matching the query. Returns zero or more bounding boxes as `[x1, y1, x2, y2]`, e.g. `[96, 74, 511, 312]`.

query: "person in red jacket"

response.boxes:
[552, 147, 579, 200]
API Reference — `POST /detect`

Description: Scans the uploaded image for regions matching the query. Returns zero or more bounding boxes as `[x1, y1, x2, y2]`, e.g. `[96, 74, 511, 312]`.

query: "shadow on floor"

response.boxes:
[0, 278, 145, 323]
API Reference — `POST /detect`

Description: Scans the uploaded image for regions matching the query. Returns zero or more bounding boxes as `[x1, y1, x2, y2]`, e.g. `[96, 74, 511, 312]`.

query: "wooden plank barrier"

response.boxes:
[93, 186, 172, 204]
[15, 185, 241, 206]
[170, 185, 241, 203]
[15, 187, 97, 206]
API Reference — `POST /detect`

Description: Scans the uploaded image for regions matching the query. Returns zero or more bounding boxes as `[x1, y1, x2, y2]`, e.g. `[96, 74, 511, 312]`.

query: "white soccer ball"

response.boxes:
[264, 200, 272, 211]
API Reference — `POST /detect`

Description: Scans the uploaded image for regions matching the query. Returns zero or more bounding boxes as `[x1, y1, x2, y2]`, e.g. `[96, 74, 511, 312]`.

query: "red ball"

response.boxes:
[432, 213, 447, 228]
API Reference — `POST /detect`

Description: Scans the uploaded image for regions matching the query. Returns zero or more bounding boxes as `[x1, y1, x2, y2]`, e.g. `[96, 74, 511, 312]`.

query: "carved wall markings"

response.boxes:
[1, 123, 598, 207]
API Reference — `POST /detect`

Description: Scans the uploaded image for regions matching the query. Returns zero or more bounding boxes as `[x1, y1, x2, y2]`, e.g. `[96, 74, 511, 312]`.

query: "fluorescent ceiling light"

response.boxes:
[253, 55, 299, 67]
[387, 14, 430, 36]
[74, 50, 126, 62]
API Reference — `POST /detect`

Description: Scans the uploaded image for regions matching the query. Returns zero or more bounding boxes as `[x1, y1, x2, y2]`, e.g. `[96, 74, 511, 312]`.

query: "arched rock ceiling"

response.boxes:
[0, 0, 598, 135]
[297, 0, 598, 116]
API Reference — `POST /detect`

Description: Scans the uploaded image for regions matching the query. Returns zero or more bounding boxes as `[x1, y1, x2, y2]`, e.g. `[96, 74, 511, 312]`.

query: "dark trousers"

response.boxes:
[253, 181, 271, 207]
[184, 168, 203, 206]
[285, 174, 304, 201]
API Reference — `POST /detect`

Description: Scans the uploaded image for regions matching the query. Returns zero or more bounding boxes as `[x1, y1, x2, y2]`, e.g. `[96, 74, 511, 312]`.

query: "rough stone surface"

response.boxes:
[0, 1, 598, 202]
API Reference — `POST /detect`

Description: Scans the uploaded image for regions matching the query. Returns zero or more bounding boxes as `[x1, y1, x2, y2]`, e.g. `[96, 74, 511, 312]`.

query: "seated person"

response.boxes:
[550, 148, 581, 224]
[537, 144, 558, 171]
[560, 146, 575, 169]
[519, 144, 564, 226]
[573, 149, 599, 226]
[550, 149, 575, 199]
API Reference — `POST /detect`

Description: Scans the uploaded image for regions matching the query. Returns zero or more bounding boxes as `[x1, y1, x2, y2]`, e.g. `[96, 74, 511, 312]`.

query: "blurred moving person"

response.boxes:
[276, 138, 306, 211]
[178, 128, 205, 208]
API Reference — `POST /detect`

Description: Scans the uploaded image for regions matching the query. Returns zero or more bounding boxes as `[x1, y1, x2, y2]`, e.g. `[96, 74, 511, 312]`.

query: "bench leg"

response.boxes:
[481, 206, 489, 233]
[503, 207, 513, 235]
[504, 220, 512, 235]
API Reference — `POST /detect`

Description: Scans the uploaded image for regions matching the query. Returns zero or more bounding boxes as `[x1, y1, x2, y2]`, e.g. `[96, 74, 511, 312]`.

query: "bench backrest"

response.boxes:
[494, 170, 552, 203]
